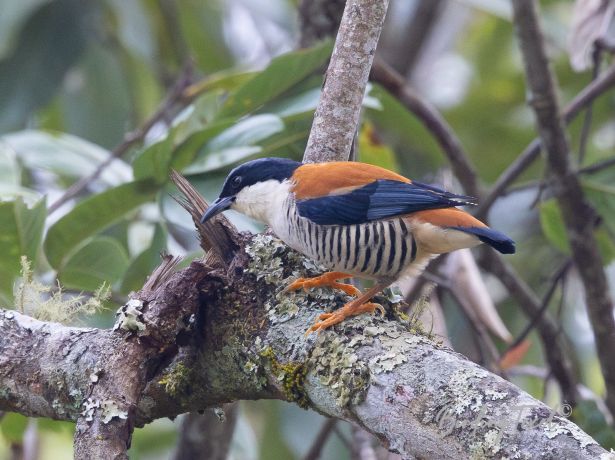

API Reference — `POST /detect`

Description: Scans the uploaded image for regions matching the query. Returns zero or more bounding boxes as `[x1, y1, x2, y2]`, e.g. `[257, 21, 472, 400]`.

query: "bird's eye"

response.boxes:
[232, 176, 242, 187]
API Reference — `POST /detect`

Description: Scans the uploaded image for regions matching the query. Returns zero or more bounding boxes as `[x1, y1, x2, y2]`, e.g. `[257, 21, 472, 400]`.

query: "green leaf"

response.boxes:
[120, 224, 167, 294]
[0, 197, 46, 304]
[0, 0, 92, 131]
[358, 122, 401, 171]
[216, 40, 332, 119]
[0, 412, 28, 443]
[58, 237, 129, 291]
[57, 44, 132, 148]
[183, 114, 285, 175]
[132, 135, 174, 184]
[2, 130, 129, 182]
[176, 1, 234, 73]
[539, 200, 569, 254]
[132, 117, 236, 183]
[44, 180, 158, 269]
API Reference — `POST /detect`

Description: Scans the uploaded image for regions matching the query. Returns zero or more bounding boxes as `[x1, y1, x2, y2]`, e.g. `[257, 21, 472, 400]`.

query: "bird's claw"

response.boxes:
[284, 273, 361, 297]
[304, 302, 385, 335]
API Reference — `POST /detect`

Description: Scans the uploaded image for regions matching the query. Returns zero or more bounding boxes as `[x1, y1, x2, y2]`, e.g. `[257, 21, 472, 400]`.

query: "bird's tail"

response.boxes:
[453, 226, 516, 254]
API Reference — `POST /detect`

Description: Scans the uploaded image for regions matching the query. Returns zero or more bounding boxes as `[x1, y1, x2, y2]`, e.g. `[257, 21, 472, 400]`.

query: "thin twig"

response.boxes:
[48, 68, 193, 215]
[503, 259, 572, 355]
[370, 58, 480, 197]
[439, 284, 501, 372]
[478, 250, 578, 405]
[383, 0, 444, 76]
[476, 62, 615, 219]
[302, 418, 338, 460]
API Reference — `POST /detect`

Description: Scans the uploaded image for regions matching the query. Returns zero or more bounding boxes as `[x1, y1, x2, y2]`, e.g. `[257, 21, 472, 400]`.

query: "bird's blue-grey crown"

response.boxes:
[200, 157, 300, 223]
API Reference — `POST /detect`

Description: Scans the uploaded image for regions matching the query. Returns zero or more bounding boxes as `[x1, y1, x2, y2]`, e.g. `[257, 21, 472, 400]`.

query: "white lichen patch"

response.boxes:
[445, 367, 489, 415]
[370, 351, 408, 374]
[214, 407, 226, 422]
[469, 428, 502, 458]
[308, 334, 369, 406]
[600, 449, 615, 460]
[543, 421, 568, 440]
[81, 398, 100, 422]
[100, 400, 128, 424]
[543, 419, 597, 449]
[484, 428, 502, 454]
[485, 389, 508, 400]
[114, 298, 145, 332]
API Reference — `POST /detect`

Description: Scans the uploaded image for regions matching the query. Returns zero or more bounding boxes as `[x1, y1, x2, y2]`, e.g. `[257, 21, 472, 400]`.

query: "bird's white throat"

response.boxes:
[231, 179, 291, 224]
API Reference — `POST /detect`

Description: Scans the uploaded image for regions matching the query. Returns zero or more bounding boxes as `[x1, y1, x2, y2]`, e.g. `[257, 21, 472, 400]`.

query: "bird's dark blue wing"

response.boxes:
[295, 179, 474, 225]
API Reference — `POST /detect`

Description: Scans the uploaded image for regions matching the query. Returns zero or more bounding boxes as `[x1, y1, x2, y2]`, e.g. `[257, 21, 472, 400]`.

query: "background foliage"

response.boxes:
[0, 0, 614, 457]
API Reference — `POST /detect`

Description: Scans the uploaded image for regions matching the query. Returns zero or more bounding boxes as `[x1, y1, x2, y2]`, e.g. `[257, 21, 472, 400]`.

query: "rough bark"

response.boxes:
[303, 0, 390, 163]
[512, 0, 615, 419]
[0, 232, 608, 458]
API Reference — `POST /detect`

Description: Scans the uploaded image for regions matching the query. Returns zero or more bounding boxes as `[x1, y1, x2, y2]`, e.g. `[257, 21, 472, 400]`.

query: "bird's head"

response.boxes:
[200, 157, 300, 224]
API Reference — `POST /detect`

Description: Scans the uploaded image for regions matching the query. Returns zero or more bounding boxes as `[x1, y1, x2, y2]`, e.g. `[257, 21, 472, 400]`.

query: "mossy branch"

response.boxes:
[0, 231, 609, 458]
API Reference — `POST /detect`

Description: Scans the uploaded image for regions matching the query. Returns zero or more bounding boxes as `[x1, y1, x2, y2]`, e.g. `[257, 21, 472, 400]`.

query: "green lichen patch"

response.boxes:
[245, 233, 323, 286]
[468, 427, 503, 459]
[158, 362, 192, 398]
[260, 347, 309, 408]
[308, 334, 370, 407]
[443, 367, 490, 415]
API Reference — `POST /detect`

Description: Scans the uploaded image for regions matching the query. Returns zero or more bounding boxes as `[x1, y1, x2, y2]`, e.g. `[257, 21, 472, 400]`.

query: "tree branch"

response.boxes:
[0, 232, 608, 458]
[303, 0, 390, 163]
[512, 0, 615, 419]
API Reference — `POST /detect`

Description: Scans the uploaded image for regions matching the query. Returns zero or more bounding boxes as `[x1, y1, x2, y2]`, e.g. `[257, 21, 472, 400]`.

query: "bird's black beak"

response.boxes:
[200, 196, 235, 223]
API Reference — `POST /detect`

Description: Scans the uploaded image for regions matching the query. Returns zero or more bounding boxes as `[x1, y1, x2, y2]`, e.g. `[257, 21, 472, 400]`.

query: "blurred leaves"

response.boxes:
[0, 413, 28, 443]
[58, 236, 129, 291]
[539, 200, 570, 255]
[120, 224, 167, 294]
[44, 181, 158, 270]
[0, 0, 93, 132]
[0, 197, 46, 305]
[216, 40, 332, 119]
[2, 130, 130, 183]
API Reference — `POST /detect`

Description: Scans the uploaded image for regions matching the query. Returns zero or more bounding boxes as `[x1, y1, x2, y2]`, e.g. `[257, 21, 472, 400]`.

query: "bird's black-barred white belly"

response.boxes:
[279, 205, 418, 280]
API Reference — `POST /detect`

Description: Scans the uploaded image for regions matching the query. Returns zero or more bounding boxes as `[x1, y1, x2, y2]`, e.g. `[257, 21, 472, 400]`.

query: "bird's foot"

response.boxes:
[306, 301, 385, 334]
[284, 271, 361, 297]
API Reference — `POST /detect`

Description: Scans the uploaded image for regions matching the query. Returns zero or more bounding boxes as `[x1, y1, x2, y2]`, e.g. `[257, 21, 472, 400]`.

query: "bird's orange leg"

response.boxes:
[306, 283, 389, 334]
[285, 271, 362, 297]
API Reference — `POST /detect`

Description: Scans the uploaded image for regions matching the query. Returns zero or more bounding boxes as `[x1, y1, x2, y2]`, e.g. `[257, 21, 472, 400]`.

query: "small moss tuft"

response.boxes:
[260, 347, 309, 409]
[158, 363, 192, 398]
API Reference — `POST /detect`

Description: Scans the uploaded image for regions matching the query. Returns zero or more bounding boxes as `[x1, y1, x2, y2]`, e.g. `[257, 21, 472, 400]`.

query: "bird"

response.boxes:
[200, 157, 515, 334]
